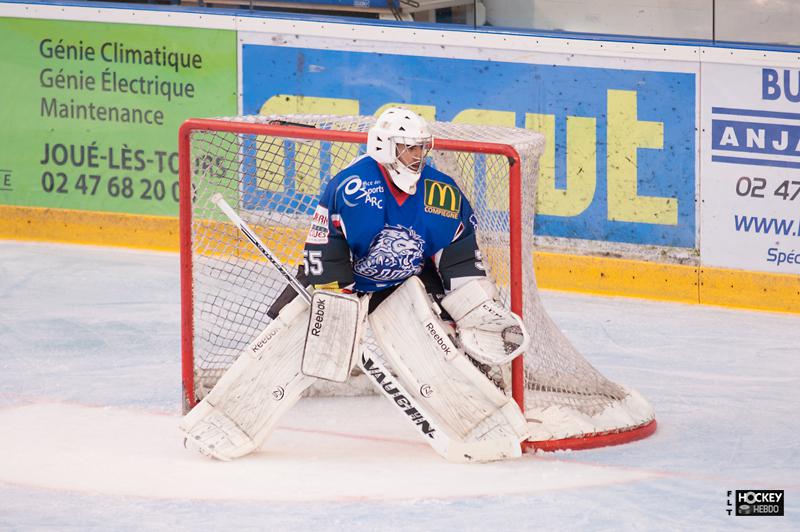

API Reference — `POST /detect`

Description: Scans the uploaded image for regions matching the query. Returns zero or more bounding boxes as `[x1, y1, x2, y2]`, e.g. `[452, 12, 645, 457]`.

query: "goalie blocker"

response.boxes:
[302, 290, 368, 383]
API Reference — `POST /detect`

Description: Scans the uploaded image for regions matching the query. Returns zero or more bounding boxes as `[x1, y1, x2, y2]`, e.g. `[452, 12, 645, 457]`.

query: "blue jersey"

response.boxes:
[303, 155, 484, 293]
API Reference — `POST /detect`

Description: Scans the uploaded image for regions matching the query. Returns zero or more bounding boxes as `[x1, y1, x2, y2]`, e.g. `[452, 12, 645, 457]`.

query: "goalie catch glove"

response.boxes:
[440, 278, 530, 366]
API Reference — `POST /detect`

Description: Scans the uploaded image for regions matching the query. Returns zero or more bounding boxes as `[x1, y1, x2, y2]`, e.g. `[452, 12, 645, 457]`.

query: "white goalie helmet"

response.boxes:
[367, 107, 433, 194]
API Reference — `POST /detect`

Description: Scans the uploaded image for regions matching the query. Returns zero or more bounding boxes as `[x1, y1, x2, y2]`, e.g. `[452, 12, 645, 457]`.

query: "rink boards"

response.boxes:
[0, 1, 798, 312]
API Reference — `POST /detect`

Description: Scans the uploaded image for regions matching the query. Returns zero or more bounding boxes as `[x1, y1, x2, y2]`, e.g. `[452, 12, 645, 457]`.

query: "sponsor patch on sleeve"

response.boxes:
[306, 205, 330, 245]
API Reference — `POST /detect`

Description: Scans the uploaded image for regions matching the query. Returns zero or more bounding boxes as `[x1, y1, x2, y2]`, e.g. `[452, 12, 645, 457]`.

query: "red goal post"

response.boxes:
[178, 115, 656, 452]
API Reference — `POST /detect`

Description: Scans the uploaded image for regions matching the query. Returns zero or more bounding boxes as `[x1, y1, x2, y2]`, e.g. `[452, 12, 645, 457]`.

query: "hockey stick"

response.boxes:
[212, 194, 309, 304]
[210, 194, 459, 460]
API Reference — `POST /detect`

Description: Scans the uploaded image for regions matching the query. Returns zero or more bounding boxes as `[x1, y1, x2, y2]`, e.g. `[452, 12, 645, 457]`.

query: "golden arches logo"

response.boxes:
[424, 180, 461, 214]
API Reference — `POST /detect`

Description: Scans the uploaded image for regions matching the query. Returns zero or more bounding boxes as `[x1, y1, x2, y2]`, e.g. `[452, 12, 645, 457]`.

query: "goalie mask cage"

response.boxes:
[179, 115, 656, 452]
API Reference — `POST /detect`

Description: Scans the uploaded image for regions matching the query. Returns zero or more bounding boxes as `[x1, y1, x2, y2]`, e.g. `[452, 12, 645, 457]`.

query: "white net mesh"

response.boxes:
[182, 114, 655, 447]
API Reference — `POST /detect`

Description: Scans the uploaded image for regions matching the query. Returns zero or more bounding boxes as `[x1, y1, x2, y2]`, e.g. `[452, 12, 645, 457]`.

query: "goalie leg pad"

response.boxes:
[369, 277, 529, 462]
[301, 290, 368, 383]
[180, 296, 315, 460]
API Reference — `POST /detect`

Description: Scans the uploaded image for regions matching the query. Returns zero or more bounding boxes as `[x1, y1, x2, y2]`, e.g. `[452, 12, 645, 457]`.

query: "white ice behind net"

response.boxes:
[185, 114, 654, 443]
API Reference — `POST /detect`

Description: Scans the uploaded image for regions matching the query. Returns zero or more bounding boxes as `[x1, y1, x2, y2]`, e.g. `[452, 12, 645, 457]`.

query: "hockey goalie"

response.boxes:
[180, 107, 532, 462]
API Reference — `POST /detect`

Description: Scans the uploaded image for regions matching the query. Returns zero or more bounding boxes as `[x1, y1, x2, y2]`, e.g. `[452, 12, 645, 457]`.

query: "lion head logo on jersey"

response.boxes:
[353, 225, 425, 281]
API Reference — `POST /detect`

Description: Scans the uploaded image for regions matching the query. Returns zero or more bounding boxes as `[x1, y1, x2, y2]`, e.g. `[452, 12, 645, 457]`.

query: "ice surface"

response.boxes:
[1, 240, 798, 530]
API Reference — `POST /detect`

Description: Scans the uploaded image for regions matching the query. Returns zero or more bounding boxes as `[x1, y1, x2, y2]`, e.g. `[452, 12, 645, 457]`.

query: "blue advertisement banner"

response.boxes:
[242, 45, 696, 248]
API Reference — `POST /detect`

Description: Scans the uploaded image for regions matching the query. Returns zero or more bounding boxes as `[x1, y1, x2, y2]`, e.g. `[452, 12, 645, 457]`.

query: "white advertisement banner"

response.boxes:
[701, 59, 800, 274]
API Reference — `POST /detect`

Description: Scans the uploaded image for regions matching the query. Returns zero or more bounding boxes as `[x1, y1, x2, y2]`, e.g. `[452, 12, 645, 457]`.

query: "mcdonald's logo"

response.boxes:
[424, 179, 461, 219]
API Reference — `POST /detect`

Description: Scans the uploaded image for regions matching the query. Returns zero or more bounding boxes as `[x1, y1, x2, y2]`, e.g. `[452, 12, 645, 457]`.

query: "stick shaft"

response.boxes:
[212, 193, 311, 305]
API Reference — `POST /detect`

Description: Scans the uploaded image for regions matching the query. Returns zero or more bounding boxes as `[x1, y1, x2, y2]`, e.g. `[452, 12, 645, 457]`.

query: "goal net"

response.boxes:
[179, 114, 656, 452]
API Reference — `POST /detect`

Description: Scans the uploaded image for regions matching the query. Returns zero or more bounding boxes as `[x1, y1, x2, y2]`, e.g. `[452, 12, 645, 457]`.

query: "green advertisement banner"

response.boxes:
[0, 17, 237, 216]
